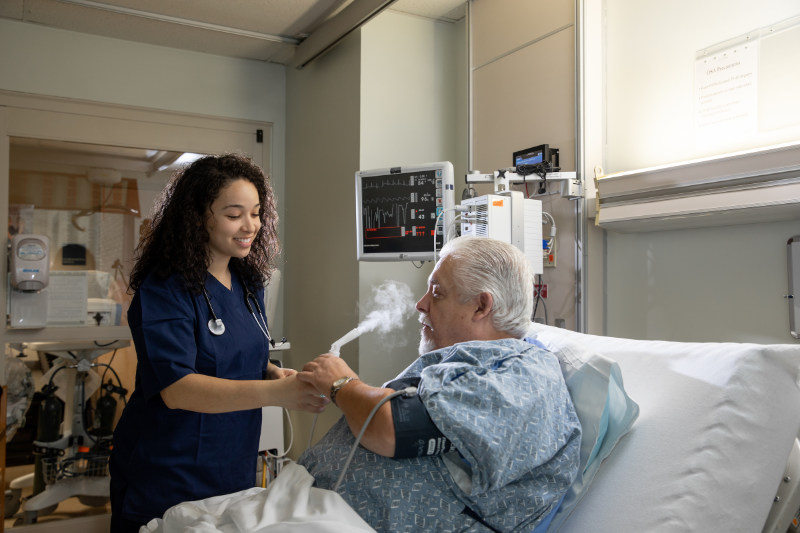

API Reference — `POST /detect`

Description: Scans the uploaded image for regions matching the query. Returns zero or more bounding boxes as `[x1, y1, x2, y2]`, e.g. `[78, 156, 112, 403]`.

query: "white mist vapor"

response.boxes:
[329, 280, 416, 355]
[360, 280, 416, 334]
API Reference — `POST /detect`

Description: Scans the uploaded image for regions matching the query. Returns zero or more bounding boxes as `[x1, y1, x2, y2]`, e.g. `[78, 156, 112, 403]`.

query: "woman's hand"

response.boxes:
[273, 374, 329, 413]
[266, 362, 296, 380]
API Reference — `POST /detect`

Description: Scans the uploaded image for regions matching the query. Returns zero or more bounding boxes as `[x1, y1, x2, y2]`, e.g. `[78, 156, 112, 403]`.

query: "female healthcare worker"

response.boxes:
[110, 154, 327, 532]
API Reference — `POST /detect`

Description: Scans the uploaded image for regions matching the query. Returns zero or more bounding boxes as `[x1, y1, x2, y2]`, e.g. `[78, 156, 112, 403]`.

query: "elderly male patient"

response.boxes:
[298, 236, 581, 532]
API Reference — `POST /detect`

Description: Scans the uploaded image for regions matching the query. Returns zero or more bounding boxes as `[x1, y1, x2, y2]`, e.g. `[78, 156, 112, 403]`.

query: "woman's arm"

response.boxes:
[161, 373, 327, 413]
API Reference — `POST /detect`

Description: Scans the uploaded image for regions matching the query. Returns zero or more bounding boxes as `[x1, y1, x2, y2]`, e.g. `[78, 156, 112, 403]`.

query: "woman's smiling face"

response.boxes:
[205, 178, 261, 269]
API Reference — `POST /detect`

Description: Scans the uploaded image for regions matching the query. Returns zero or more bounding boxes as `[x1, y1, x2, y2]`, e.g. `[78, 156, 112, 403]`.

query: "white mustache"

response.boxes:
[418, 314, 432, 329]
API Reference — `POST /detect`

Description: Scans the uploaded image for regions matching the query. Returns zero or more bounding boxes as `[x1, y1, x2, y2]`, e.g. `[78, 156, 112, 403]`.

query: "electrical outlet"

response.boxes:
[543, 250, 556, 267]
[534, 284, 547, 298]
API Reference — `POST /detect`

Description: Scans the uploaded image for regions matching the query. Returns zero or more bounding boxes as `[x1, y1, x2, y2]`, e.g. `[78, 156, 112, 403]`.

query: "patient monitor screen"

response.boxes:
[356, 163, 454, 262]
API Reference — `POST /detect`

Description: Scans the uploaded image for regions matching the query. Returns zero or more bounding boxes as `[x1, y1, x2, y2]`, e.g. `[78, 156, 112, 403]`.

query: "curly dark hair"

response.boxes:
[128, 153, 280, 294]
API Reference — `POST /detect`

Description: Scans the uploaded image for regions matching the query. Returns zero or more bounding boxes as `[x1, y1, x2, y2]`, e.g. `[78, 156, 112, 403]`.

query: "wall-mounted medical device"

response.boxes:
[8, 234, 50, 328]
[11, 234, 50, 290]
[512, 143, 559, 170]
[788, 236, 800, 339]
[355, 162, 455, 261]
[460, 191, 543, 274]
[466, 167, 581, 199]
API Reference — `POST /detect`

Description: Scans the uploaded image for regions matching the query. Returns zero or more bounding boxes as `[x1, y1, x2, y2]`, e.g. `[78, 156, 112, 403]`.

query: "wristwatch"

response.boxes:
[330, 376, 357, 405]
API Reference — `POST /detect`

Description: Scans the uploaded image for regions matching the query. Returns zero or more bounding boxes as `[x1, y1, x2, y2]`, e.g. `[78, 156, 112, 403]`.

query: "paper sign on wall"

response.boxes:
[694, 42, 758, 143]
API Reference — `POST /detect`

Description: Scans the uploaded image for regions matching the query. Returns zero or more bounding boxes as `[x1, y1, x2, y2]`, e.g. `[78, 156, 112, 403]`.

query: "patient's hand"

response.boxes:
[298, 354, 356, 396]
[300, 355, 396, 456]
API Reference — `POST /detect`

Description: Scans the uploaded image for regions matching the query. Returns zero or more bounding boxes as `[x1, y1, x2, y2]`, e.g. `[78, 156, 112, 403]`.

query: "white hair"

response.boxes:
[438, 235, 534, 338]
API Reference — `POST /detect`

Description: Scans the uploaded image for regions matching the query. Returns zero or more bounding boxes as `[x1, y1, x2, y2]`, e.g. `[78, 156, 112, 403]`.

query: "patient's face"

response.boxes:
[416, 256, 476, 355]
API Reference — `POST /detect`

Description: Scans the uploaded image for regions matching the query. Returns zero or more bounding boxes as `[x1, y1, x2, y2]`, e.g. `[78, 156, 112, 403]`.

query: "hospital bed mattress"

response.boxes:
[547, 327, 800, 532]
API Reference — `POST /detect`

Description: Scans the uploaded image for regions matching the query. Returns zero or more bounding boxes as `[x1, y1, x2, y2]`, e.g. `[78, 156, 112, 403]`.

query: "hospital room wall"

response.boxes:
[0, 19, 287, 160]
[605, 220, 798, 344]
[597, 0, 800, 344]
[470, 0, 579, 331]
[284, 31, 362, 450]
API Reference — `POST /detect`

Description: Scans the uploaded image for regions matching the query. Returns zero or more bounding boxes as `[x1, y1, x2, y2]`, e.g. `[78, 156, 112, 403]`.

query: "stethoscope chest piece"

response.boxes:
[203, 289, 226, 336]
[203, 285, 271, 343]
[208, 318, 225, 336]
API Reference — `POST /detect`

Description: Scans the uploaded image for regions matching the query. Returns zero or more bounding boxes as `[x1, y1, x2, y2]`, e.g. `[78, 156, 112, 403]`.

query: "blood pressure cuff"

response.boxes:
[387, 377, 452, 459]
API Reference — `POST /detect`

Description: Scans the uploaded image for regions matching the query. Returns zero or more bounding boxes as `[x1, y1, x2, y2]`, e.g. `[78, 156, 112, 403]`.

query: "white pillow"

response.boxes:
[526, 322, 639, 531]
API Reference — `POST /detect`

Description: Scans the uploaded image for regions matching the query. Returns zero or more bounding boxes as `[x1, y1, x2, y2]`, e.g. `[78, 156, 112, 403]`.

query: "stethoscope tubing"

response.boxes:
[246, 290, 272, 344]
[203, 286, 274, 346]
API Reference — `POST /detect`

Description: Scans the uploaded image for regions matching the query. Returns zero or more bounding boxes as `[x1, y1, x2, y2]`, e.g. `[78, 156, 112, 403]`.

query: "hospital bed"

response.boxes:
[530, 323, 800, 533]
[146, 324, 800, 532]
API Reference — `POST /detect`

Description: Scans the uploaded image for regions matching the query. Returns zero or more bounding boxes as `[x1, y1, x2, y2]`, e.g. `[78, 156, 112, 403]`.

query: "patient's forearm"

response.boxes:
[335, 382, 396, 457]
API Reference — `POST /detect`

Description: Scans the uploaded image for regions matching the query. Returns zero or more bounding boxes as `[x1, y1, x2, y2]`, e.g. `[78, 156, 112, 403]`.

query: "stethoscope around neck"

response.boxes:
[202, 285, 282, 348]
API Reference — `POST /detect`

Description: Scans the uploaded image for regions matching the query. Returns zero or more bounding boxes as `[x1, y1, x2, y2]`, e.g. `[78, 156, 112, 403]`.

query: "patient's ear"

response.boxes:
[473, 292, 493, 321]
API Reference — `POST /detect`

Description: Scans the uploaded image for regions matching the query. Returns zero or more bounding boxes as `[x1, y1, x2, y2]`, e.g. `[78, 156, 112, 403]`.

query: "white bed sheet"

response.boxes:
[546, 326, 800, 533]
[141, 462, 374, 533]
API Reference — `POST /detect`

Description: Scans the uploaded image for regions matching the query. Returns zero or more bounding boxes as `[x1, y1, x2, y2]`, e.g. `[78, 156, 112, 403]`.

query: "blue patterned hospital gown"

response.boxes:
[299, 338, 581, 532]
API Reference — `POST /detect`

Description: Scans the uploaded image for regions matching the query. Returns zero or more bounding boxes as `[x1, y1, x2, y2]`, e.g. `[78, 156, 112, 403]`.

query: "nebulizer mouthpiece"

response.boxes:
[329, 327, 363, 356]
[306, 326, 365, 452]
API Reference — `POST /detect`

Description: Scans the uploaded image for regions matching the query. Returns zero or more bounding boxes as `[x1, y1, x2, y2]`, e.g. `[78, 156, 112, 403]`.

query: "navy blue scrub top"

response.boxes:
[110, 271, 269, 524]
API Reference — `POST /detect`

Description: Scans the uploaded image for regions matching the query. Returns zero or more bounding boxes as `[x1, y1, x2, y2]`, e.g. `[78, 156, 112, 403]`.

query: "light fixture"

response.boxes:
[86, 167, 122, 185]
